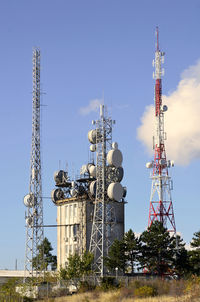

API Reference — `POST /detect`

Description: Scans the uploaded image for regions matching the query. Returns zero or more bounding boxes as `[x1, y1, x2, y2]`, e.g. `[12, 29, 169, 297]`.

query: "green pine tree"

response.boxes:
[139, 221, 175, 276]
[104, 239, 126, 274]
[188, 230, 200, 275]
[124, 229, 139, 275]
[32, 237, 57, 271]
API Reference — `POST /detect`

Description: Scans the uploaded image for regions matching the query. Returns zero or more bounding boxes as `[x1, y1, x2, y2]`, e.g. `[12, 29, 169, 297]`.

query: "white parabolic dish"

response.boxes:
[89, 180, 97, 196]
[107, 182, 123, 201]
[24, 194, 34, 207]
[107, 149, 123, 168]
[89, 165, 96, 178]
[88, 129, 97, 144]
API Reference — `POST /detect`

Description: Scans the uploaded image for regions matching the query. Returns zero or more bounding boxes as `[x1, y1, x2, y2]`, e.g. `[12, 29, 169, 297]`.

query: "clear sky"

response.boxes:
[0, 0, 200, 270]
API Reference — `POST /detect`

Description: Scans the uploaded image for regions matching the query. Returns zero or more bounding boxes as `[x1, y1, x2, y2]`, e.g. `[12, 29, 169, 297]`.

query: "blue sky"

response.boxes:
[0, 0, 200, 269]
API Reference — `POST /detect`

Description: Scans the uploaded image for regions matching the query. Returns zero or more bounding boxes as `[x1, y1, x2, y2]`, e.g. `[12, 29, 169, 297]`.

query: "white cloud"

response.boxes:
[79, 99, 103, 115]
[137, 60, 200, 166]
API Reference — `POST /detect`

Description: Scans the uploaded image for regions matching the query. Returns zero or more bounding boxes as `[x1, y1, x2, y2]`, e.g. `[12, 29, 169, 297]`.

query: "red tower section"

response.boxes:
[147, 28, 176, 234]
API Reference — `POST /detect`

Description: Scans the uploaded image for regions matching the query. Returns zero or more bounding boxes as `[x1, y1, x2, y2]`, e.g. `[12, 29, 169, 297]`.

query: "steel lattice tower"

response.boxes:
[147, 28, 176, 234]
[24, 48, 44, 278]
[89, 105, 116, 277]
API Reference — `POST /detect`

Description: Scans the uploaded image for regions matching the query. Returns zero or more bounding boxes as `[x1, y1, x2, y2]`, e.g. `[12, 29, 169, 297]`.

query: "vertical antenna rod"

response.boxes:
[147, 28, 176, 234]
[24, 48, 44, 278]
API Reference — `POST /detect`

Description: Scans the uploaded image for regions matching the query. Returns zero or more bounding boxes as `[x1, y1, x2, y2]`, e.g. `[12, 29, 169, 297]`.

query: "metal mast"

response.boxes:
[147, 28, 176, 233]
[89, 105, 115, 277]
[24, 48, 44, 278]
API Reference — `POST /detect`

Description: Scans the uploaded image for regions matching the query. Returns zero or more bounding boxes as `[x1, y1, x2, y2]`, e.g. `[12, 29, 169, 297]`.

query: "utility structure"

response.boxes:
[24, 48, 44, 278]
[89, 105, 124, 276]
[146, 28, 176, 234]
[51, 105, 125, 275]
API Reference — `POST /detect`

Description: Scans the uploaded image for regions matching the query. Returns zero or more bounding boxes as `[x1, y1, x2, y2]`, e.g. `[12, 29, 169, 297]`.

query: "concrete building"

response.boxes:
[56, 194, 125, 268]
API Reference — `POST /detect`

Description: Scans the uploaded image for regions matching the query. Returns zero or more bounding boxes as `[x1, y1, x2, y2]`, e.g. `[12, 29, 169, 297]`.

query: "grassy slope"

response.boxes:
[37, 291, 197, 302]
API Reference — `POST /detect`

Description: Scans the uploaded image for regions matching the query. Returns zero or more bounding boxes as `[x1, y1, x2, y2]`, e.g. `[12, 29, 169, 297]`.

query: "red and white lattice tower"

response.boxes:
[146, 28, 176, 234]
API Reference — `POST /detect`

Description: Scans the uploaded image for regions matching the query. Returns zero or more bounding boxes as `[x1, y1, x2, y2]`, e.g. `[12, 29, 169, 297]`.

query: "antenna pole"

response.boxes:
[89, 105, 115, 277]
[147, 28, 176, 234]
[24, 48, 44, 279]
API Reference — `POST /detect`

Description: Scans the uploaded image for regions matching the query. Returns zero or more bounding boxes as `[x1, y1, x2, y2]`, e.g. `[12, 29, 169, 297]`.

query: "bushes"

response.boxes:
[78, 281, 96, 293]
[134, 285, 157, 297]
[184, 275, 200, 298]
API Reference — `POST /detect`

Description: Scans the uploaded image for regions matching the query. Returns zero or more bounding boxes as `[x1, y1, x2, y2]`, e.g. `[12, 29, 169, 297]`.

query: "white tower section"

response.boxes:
[24, 48, 44, 278]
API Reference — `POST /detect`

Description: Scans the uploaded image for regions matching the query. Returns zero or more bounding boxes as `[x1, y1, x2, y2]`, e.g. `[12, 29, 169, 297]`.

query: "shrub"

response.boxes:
[184, 275, 200, 297]
[78, 280, 96, 293]
[134, 285, 157, 297]
[99, 277, 118, 291]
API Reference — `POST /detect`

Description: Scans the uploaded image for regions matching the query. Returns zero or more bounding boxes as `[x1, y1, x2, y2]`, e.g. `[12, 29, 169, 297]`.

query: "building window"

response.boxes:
[69, 225, 71, 238]
[73, 224, 77, 236]
[73, 204, 77, 217]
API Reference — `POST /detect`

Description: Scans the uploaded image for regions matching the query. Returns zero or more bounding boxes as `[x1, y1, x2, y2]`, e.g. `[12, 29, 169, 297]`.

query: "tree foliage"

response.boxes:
[32, 237, 57, 271]
[104, 229, 139, 274]
[105, 222, 190, 277]
[188, 230, 200, 275]
[191, 231, 200, 249]
[172, 235, 189, 277]
[104, 239, 126, 274]
[124, 229, 139, 274]
[138, 221, 175, 276]
[59, 251, 94, 280]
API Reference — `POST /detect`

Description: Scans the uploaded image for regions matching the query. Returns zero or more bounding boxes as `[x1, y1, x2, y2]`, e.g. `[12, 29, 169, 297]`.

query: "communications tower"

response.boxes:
[24, 48, 44, 278]
[89, 105, 124, 277]
[146, 28, 176, 234]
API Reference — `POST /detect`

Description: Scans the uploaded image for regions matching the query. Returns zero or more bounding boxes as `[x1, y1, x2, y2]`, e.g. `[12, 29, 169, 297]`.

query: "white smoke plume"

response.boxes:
[79, 99, 102, 115]
[137, 60, 200, 166]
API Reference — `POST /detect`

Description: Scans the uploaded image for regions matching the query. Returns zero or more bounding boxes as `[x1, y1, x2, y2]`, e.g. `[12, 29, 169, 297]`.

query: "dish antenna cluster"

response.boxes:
[89, 104, 126, 276]
[146, 28, 176, 234]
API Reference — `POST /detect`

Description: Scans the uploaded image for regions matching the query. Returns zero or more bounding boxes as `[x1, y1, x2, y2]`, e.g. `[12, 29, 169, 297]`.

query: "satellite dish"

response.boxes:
[107, 149, 123, 168]
[107, 182, 123, 202]
[89, 165, 96, 178]
[24, 194, 35, 207]
[146, 162, 153, 169]
[162, 105, 168, 112]
[88, 129, 97, 144]
[112, 142, 118, 150]
[51, 189, 64, 203]
[54, 170, 68, 184]
[90, 144, 96, 152]
[26, 216, 33, 227]
[89, 180, 97, 197]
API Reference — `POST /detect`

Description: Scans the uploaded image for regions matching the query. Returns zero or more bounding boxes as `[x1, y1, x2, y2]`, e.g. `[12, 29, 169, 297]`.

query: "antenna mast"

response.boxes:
[89, 105, 116, 277]
[147, 28, 176, 233]
[24, 48, 44, 278]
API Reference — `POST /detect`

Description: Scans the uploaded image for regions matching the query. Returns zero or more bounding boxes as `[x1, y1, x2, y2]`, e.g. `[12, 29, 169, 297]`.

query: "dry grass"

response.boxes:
[37, 277, 200, 302]
[38, 291, 200, 302]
